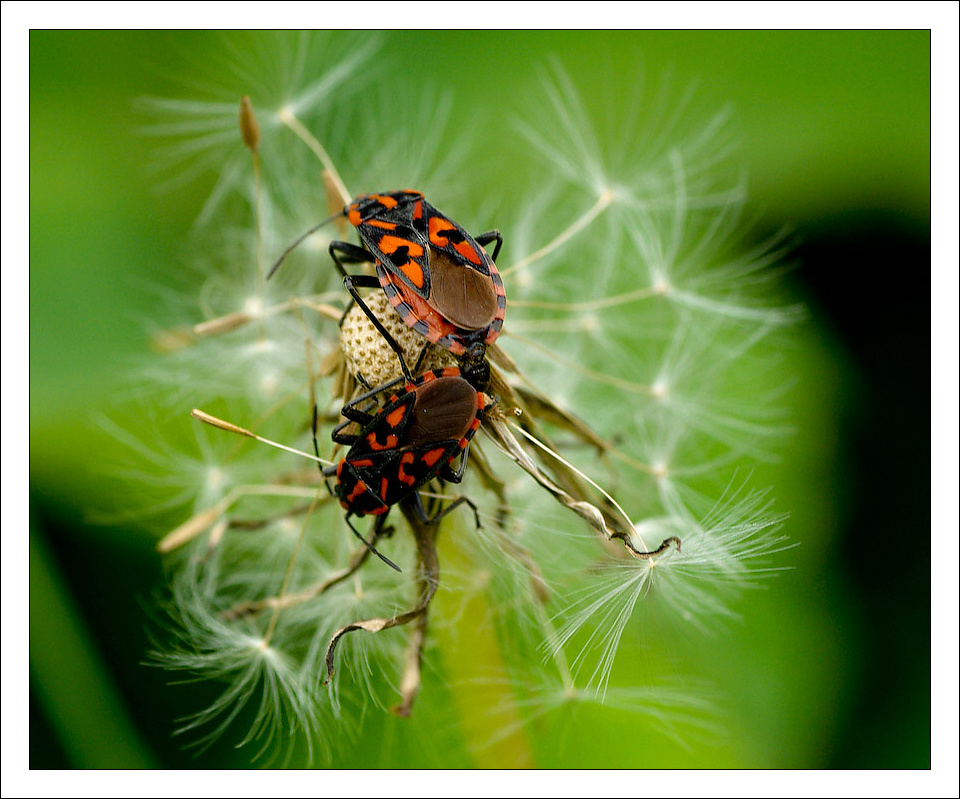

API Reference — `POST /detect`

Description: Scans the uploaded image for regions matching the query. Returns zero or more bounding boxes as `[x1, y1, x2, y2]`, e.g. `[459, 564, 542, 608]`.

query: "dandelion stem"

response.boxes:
[190, 295, 344, 339]
[508, 420, 635, 540]
[508, 285, 660, 312]
[392, 606, 428, 718]
[604, 446, 660, 477]
[239, 95, 266, 339]
[503, 330, 657, 397]
[323, 503, 440, 692]
[252, 147, 266, 341]
[278, 107, 351, 205]
[501, 188, 614, 279]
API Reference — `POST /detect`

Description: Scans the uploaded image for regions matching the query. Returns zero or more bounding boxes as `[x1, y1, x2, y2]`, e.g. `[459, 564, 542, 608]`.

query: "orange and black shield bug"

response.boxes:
[334, 191, 505, 392]
[345, 190, 505, 343]
[323, 366, 487, 570]
[270, 190, 506, 392]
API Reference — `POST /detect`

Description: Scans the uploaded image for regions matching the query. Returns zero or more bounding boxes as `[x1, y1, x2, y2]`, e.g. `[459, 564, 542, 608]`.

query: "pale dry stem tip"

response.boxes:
[191, 409, 255, 438]
[157, 505, 223, 553]
[150, 327, 196, 353]
[191, 408, 334, 466]
[239, 95, 261, 152]
[193, 311, 253, 337]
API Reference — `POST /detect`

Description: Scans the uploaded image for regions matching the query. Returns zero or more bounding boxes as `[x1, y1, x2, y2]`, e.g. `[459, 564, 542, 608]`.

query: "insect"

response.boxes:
[271, 190, 506, 392]
[324, 366, 487, 570]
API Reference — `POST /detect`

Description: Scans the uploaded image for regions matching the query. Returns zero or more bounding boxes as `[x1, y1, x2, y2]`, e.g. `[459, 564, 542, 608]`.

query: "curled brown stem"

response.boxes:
[221, 543, 374, 621]
[221, 516, 393, 620]
[483, 413, 680, 560]
[323, 502, 440, 719]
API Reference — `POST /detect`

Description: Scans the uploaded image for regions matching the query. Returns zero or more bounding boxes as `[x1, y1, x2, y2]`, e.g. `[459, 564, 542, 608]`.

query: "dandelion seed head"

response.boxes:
[653, 277, 672, 296]
[242, 296, 264, 318]
[204, 466, 226, 491]
[339, 293, 454, 388]
[581, 313, 600, 334]
[258, 370, 280, 398]
[130, 37, 798, 764]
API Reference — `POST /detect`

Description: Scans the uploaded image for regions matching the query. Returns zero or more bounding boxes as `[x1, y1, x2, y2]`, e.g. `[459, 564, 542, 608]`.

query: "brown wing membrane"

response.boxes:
[427, 250, 499, 331]
[404, 376, 479, 445]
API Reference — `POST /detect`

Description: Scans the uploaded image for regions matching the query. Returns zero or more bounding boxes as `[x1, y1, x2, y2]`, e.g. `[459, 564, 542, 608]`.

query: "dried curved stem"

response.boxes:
[482, 414, 681, 560]
[323, 502, 440, 719]
[221, 542, 375, 621]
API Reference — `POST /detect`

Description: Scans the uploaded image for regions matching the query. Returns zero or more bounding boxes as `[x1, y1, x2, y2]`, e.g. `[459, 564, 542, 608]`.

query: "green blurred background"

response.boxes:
[29, 30, 931, 768]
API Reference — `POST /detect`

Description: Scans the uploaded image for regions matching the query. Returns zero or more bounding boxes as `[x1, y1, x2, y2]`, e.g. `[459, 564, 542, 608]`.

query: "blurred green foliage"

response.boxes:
[29, 30, 930, 768]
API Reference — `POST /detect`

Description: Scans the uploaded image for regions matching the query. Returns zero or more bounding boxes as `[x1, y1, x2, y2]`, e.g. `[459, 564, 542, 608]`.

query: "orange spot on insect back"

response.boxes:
[366, 432, 399, 451]
[400, 260, 425, 289]
[397, 452, 417, 486]
[371, 194, 398, 208]
[454, 239, 482, 265]
[346, 479, 368, 503]
[379, 235, 424, 258]
[368, 219, 397, 230]
[428, 215, 455, 246]
[420, 448, 447, 468]
[385, 404, 407, 427]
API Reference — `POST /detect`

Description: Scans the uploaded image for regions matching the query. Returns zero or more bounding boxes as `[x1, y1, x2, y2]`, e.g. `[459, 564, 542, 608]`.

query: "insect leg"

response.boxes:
[343, 512, 402, 572]
[336, 375, 406, 427]
[341, 274, 415, 382]
[407, 490, 482, 531]
[331, 375, 407, 447]
[474, 229, 503, 261]
[329, 239, 376, 275]
[311, 403, 325, 476]
[439, 444, 470, 484]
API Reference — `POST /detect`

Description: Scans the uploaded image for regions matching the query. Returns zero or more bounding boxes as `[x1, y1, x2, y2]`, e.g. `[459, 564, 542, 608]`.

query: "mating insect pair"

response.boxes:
[280, 191, 507, 569]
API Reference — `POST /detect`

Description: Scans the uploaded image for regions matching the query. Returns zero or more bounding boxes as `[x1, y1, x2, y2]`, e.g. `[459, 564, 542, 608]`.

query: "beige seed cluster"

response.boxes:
[339, 292, 455, 387]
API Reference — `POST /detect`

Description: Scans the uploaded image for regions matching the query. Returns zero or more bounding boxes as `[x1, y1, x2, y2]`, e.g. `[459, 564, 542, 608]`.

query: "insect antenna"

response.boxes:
[267, 210, 344, 280]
